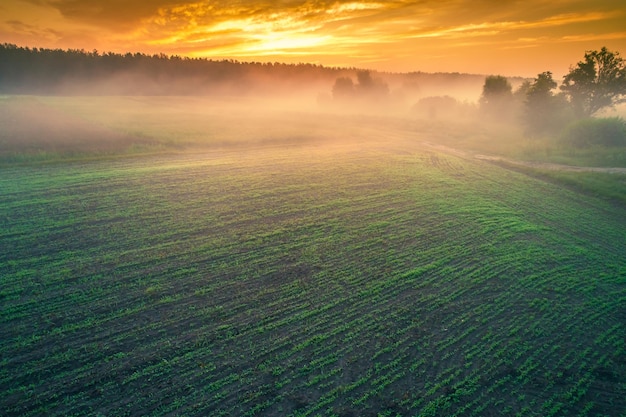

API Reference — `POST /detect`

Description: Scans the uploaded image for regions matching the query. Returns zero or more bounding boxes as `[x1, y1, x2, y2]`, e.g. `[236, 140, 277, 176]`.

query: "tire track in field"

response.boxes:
[421, 141, 626, 174]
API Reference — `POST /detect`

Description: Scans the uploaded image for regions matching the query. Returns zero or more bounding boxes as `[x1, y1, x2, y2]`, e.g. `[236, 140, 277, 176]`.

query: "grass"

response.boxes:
[501, 165, 626, 205]
[1, 128, 625, 416]
[0, 96, 402, 165]
[0, 96, 164, 162]
[409, 116, 626, 203]
[515, 142, 626, 168]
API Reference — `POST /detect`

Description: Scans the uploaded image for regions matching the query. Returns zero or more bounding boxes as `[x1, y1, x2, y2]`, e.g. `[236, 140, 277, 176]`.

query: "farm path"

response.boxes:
[422, 141, 626, 174]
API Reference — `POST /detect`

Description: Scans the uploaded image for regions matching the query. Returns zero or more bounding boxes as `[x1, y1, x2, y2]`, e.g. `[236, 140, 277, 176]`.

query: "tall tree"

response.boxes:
[331, 71, 389, 103]
[355, 70, 389, 98]
[523, 71, 567, 135]
[479, 75, 514, 119]
[561, 47, 626, 117]
[331, 77, 355, 100]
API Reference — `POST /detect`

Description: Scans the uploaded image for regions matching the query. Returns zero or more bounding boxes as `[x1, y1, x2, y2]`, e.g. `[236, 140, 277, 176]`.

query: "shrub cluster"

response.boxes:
[560, 117, 626, 148]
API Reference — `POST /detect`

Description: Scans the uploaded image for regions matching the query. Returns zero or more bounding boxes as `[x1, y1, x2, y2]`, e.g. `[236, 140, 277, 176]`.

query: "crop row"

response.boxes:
[1, 141, 624, 416]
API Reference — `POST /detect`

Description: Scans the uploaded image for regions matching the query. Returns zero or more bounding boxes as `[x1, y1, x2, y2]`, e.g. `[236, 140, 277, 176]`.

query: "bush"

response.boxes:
[560, 117, 626, 148]
[412, 96, 458, 119]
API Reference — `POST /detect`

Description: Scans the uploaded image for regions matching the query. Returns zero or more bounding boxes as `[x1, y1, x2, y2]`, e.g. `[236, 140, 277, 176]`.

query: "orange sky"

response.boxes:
[2, 0, 625, 77]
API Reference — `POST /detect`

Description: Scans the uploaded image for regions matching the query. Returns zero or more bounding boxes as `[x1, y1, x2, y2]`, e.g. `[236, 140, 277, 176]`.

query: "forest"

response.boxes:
[0, 43, 486, 98]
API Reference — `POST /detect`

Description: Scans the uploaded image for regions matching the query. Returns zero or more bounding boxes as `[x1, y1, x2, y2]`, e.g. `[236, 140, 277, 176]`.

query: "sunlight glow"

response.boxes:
[248, 34, 331, 54]
[2, 0, 625, 75]
[326, 2, 385, 14]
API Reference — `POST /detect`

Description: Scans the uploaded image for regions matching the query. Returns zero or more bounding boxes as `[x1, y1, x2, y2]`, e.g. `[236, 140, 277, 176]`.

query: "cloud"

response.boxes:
[3, 18, 64, 41]
[7, 0, 626, 75]
[401, 10, 624, 40]
[19, 1, 626, 42]
[560, 31, 626, 43]
[24, 0, 185, 29]
[118, 0, 624, 71]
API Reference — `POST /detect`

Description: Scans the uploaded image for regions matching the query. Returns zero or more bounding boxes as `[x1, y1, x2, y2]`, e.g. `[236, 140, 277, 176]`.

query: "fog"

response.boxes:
[5, 42, 626, 168]
[1, 45, 507, 162]
[0, 74, 495, 164]
[7, 43, 600, 165]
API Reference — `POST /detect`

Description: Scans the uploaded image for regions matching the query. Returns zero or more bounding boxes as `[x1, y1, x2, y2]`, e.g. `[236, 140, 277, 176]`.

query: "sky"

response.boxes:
[2, 0, 626, 77]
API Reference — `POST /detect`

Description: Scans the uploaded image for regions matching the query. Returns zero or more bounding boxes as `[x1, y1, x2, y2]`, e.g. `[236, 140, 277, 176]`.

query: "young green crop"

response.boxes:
[1, 131, 625, 416]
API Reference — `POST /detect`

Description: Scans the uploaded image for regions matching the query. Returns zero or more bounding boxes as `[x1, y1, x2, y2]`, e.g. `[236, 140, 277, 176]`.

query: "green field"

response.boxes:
[1, 97, 625, 416]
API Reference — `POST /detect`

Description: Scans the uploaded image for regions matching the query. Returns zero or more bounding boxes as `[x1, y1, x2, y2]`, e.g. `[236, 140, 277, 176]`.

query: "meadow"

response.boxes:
[1, 96, 625, 416]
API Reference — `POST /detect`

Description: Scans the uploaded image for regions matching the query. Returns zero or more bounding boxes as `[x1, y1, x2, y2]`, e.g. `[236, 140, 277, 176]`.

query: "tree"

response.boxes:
[523, 71, 572, 135]
[561, 47, 626, 117]
[479, 75, 514, 119]
[355, 70, 389, 98]
[513, 80, 532, 101]
[331, 71, 389, 103]
[412, 95, 459, 119]
[331, 76, 355, 100]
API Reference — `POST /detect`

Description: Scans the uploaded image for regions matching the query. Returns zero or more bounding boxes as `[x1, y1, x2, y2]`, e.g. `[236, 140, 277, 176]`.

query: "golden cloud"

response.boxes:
[5, 0, 626, 75]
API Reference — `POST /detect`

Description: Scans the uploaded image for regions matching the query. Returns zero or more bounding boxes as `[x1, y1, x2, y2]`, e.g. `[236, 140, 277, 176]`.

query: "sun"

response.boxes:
[249, 33, 331, 55]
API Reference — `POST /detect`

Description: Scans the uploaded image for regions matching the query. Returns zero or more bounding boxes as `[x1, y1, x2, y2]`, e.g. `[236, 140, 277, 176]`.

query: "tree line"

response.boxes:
[0, 43, 346, 95]
[479, 47, 626, 141]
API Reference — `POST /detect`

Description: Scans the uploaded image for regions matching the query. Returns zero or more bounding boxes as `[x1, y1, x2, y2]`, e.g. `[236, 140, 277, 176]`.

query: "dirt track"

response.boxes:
[423, 142, 626, 174]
